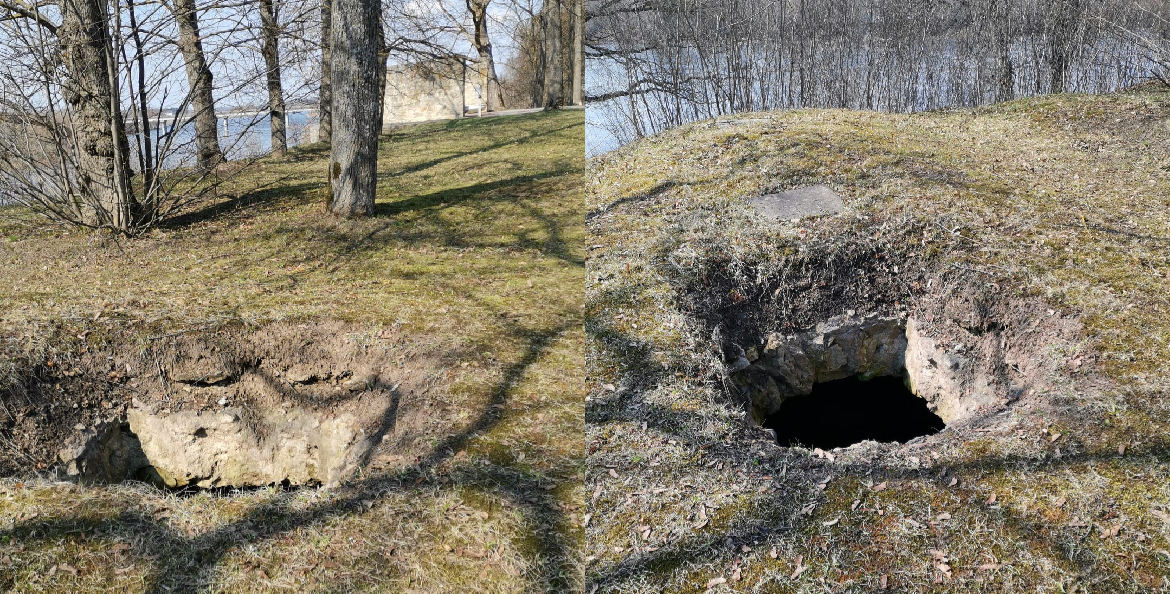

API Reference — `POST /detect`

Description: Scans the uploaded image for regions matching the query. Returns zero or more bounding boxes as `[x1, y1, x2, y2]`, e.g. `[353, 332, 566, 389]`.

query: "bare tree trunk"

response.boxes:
[542, 0, 562, 108]
[126, 0, 152, 193]
[531, 12, 545, 106]
[466, 0, 505, 111]
[571, 0, 582, 105]
[328, 0, 380, 217]
[173, 0, 223, 170]
[319, 0, 332, 144]
[376, 17, 387, 131]
[259, 0, 287, 156]
[1047, 0, 1082, 93]
[58, 0, 137, 231]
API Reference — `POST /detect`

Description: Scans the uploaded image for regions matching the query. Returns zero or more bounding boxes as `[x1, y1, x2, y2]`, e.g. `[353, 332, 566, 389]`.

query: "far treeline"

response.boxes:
[0, 0, 584, 233]
[586, 0, 1170, 145]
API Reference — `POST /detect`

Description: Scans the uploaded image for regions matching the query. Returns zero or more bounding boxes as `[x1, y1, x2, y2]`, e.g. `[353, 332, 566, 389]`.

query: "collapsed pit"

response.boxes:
[731, 312, 1032, 449]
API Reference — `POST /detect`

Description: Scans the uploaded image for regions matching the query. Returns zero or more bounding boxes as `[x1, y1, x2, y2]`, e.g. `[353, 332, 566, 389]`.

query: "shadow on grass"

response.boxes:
[158, 179, 324, 230]
[304, 170, 585, 271]
[380, 117, 584, 179]
[0, 321, 577, 593]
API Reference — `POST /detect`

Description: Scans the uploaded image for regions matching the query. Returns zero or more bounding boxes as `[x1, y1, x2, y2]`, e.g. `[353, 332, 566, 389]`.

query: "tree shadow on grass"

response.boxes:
[299, 170, 584, 276]
[378, 116, 583, 179]
[157, 178, 325, 230]
[153, 111, 580, 234]
[0, 321, 578, 593]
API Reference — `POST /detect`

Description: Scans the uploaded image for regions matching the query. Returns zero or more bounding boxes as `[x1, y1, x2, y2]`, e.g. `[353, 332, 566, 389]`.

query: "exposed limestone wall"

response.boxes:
[732, 313, 1022, 427]
[128, 405, 377, 488]
[731, 314, 907, 423]
[382, 60, 467, 125]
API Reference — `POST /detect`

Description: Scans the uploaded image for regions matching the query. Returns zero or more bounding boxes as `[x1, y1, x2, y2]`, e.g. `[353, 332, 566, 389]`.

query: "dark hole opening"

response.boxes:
[765, 375, 945, 449]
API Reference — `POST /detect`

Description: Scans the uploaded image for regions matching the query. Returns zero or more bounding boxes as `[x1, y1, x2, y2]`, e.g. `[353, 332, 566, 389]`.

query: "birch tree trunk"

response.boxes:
[328, 0, 379, 217]
[173, 0, 224, 170]
[259, 0, 287, 156]
[571, 0, 582, 105]
[58, 0, 137, 231]
[542, 0, 562, 108]
[318, 0, 332, 144]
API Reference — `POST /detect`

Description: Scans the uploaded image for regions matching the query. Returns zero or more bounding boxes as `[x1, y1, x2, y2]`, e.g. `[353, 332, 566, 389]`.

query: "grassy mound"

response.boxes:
[0, 109, 586, 592]
[586, 88, 1170, 592]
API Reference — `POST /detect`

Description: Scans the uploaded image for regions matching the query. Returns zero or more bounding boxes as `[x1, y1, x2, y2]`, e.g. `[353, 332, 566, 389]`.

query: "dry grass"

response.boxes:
[0, 109, 586, 592]
[586, 87, 1170, 592]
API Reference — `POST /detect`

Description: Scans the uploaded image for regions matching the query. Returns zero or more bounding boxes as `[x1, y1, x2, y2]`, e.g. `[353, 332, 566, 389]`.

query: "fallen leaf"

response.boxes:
[851, 499, 860, 511]
[880, 574, 888, 589]
[705, 576, 726, 588]
[936, 512, 951, 521]
[694, 506, 709, 529]
[978, 563, 999, 571]
[1118, 443, 1127, 456]
[872, 482, 887, 492]
[1054, 496, 1067, 508]
[790, 555, 806, 579]
[947, 477, 958, 487]
[1050, 432, 1062, 443]
[608, 468, 618, 479]
[582, 513, 592, 527]
[59, 563, 78, 576]
[603, 384, 616, 392]
[731, 565, 741, 582]
[769, 546, 778, 559]
[1151, 508, 1170, 525]
[115, 566, 133, 575]
[822, 518, 839, 527]
[1099, 524, 1122, 538]
[986, 493, 997, 505]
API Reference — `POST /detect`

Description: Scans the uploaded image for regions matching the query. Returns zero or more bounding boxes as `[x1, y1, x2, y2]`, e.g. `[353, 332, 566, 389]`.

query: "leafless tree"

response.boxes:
[542, 0, 562, 106]
[0, 0, 295, 233]
[259, 0, 287, 156]
[586, 0, 1167, 150]
[571, 0, 582, 104]
[466, 0, 506, 110]
[172, 0, 223, 170]
[328, 0, 381, 216]
[319, 0, 332, 142]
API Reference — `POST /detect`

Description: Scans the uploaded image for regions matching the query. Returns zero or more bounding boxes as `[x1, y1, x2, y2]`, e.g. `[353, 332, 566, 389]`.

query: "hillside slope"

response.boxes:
[0, 110, 586, 592]
[586, 87, 1170, 592]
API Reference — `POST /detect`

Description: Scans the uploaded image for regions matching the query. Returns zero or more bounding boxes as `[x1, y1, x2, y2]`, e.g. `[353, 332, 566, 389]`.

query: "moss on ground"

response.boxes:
[586, 88, 1170, 592]
[0, 110, 585, 592]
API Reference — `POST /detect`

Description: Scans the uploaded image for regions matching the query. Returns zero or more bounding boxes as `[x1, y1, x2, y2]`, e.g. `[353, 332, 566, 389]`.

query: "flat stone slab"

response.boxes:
[751, 185, 845, 220]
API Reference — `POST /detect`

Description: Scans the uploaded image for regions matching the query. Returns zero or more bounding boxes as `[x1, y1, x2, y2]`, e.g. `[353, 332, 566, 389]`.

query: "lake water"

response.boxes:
[135, 110, 317, 170]
[586, 39, 1158, 157]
